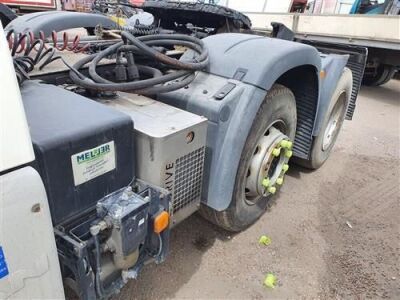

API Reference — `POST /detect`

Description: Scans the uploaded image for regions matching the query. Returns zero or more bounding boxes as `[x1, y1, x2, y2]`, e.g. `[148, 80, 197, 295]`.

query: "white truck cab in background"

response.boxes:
[0, 24, 64, 299]
[217, 0, 294, 13]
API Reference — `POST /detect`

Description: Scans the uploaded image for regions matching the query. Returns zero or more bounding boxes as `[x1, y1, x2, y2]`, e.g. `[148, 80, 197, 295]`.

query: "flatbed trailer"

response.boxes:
[246, 12, 400, 86]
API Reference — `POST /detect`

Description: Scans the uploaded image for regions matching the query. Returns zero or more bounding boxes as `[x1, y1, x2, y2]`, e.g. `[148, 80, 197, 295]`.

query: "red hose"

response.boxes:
[8, 30, 90, 55]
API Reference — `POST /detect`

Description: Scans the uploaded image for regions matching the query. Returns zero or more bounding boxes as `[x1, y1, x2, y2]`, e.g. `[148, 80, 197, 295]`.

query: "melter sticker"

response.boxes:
[0, 246, 9, 279]
[71, 141, 116, 186]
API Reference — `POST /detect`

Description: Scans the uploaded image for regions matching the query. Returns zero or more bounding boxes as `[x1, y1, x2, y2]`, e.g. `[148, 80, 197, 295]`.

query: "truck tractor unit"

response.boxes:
[0, 3, 366, 299]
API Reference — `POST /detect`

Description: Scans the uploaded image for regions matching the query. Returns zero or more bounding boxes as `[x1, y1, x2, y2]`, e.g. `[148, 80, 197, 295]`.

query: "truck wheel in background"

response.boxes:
[363, 64, 396, 86]
[201, 85, 297, 232]
[296, 68, 352, 170]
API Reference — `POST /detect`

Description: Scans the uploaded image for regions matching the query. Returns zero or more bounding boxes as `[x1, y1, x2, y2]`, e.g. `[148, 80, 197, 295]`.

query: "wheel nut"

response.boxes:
[272, 148, 281, 157]
[262, 178, 270, 188]
[268, 186, 276, 194]
[284, 150, 293, 158]
[282, 164, 289, 172]
[280, 140, 288, 148]
[276, 177, 284, 185]
[280, 140, 293, 149]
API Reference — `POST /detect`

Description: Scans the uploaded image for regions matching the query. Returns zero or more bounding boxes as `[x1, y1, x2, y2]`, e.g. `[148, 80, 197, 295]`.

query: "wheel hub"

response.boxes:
[322, 93, 346, 151]
[245, 127, 293, 203]
[323, 119, 338, 150]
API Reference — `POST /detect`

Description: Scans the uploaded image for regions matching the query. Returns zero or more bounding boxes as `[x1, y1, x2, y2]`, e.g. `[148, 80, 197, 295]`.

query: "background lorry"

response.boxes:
[247, 12, 399, 86]
[0, 2, 365, 299]
[308, 0, 400, 14]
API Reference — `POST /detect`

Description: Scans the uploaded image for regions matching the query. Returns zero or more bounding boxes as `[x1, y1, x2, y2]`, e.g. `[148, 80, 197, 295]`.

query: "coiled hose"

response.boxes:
[7, 29, 90, 84]
[7, 30, 61, 83]
[69, 31, 208, 95]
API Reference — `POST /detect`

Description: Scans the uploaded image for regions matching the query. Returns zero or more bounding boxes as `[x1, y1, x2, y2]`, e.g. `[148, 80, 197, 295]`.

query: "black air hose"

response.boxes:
[69, 32, 208, 95]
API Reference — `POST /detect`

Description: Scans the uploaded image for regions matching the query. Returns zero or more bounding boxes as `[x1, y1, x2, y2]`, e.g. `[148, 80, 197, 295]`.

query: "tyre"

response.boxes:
[363, 64, 396, 86]
[200, 84, 297, 232]
[296, 67, 352, 170]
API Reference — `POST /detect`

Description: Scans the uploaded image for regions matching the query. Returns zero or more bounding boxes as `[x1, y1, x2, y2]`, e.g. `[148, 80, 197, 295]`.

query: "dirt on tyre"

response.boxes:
[296, 67, 352, 170]
[200, 84, 297, 232]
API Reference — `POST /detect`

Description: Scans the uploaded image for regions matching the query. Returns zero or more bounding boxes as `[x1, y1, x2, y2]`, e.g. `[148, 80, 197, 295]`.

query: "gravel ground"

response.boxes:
[115, 80, 400, 299]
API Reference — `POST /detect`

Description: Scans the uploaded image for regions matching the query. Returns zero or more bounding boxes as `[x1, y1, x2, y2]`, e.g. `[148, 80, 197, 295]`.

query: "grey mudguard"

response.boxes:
[313, 54, 349, 135]
[5, 11, 117, 36]
[159, 33, 326, 211]
[198, 33, 321, 90]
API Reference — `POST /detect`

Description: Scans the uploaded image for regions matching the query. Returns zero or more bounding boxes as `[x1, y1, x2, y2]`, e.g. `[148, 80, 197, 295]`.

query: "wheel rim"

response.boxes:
[244, 123, 293, 205]
[322, 92, 346, 151]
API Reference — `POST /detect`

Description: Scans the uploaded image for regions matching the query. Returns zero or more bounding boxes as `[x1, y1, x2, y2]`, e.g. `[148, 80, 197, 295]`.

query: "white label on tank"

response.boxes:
[71, 141, 116, 186]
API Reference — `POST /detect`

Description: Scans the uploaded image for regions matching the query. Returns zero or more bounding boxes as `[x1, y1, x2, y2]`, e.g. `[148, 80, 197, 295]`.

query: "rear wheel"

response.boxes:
[363, 64, 396, 86]
[296, 67, 352, 169]
[200, 84, 297, 232]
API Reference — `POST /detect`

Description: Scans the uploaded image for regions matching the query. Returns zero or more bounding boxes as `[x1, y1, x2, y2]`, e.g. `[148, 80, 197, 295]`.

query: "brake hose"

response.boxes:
[69, 32, 208, 94]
